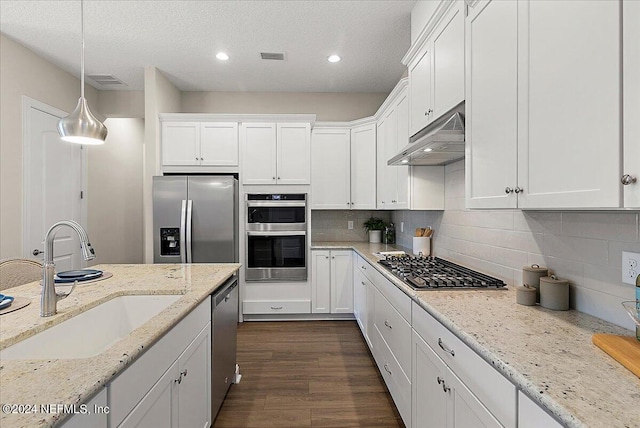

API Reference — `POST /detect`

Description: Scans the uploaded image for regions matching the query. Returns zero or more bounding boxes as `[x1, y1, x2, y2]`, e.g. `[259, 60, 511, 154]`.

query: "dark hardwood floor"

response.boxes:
[213, 321, 404, 427]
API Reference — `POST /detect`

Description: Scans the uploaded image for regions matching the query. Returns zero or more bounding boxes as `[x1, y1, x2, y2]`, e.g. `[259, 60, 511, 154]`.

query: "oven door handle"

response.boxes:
[246, 201, 306, 207]
[246, 231, 306, 236]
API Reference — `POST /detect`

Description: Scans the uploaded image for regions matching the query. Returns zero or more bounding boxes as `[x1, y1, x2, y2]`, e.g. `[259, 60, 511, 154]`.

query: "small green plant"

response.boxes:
[363, 217, 386, 232]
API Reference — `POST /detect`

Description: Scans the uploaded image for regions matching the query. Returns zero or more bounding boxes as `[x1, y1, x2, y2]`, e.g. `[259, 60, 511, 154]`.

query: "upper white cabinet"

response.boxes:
[466, 0, 633, 209]
[407, 0, 465, 136]
[311, 123, 376, 210]
[623, 0, 640, 208]
[242, 122, 311, 185]
[162, 121, 239, 171]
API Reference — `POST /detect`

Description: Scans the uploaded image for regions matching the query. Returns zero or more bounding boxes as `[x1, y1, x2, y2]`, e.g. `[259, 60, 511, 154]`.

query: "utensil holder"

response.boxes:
[413, 237, 431, 256]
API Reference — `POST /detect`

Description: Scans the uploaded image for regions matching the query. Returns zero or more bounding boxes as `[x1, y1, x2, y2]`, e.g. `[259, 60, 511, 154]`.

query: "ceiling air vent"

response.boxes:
[87, 74, 126, 86]
[260, 52, 286, 61]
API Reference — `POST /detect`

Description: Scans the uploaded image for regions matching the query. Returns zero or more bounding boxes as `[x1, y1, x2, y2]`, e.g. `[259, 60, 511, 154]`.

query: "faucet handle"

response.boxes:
[55, 280, 78, 300]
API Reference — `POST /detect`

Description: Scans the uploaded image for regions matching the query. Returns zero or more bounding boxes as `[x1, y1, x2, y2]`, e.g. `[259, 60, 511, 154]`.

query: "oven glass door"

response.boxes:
[246, 231, 307, 281]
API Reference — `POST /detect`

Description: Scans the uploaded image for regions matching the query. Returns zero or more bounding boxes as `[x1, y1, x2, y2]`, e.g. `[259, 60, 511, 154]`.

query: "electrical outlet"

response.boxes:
[347, 221, 354, 230]
[400, 222, 404, 233]
[622, 251, 640, 285]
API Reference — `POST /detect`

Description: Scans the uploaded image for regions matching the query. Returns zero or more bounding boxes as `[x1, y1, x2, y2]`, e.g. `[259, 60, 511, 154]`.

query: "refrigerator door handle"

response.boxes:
[180, 200, 187, 264]
[186, 199, 193, 263]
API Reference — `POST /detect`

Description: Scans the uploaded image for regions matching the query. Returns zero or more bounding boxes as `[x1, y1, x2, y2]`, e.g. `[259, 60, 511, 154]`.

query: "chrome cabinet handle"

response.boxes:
[277, 177, 281, 180]
[384, 364, 392, 375]
[326, 256, 329, 259]
[438, 338, 455, 357]
[33, 249, 43, 256]
[332, 256, 335, 259]
[437, 376, 450, 393]
[174, 369, 188, 384]
[514, 187, 523, 193]
[384, 320, 392, 329]
[361, 281, 366, 285]
[361, 265, 366, 270]
[621, 174, 637, 185]
[270, 306, 283, 310]
[505, 187, 513, 194]
[195, 157, 198, 160]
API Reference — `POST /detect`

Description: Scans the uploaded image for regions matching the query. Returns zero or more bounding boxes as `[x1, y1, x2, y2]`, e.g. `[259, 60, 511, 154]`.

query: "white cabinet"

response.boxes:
[311, 124, 376, 210]
[241, 122, 311, 185]
[467, 0, 630, 209]
[408, 0, 464, 136]
[353, 256, 374, 349]
[162, 121, 238, 169]
[311, 128, 351, 209]
[518, 391, 563, 428]
[623, 0, 640, 208]
[61, 387, 108, 428]
[412, 330, 502, 428]
[310, 250, 353, 314]
[465, 0, 519, 209]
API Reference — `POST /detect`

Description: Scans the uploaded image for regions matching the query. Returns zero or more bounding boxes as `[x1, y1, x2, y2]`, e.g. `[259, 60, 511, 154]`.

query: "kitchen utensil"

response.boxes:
[522, 264, 548, 303]
[539, 275, 569, 310]
[592, 333, 640, 378]
[515, 285, 537, 306]
[621, 301, 640, 328]
[0, 295, 15, 309]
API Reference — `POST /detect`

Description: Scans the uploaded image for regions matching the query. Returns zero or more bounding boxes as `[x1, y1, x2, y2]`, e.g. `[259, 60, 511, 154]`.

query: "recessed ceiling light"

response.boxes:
[216, 52, 229, 61]
[401, 159, 409, 164]
[423, 148, 433, 152]
[327, 55, 341, 63]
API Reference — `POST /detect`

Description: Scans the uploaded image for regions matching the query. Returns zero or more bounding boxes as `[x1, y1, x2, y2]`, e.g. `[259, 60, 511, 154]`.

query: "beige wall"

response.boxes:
[97, 90, 145, 118]
[143, 67, 181, 263]
[0, 34, 98, 258]
[181, 91, 388, 121]
[88, 118, 144, 264]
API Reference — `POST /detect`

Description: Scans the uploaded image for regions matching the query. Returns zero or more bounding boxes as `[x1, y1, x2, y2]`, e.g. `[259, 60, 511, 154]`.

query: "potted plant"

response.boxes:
[363, 217, 386, 243]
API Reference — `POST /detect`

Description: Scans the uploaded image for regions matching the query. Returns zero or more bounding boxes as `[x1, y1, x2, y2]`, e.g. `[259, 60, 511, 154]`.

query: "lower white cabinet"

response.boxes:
[311, 250, 353, 314]
[518, 392, 563, 428]
[60, 387, 108, 428]
[412, 330, 502, 428]
[353, 259, 374, 349]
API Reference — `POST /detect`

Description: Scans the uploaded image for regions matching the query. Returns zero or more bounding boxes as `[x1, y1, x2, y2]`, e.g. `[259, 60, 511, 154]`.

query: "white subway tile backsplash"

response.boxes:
[607, 241, 640, 269]
[571, 285, 635, 331]
[514, 211, 562, 235]
[582, 264, 636, 299]
[561, 212, 639, 242]
[543, 234, 609, 266]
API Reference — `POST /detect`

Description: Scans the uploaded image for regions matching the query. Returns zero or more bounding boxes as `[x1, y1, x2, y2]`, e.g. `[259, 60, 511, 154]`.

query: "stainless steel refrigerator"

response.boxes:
[153, 176, 238, 263]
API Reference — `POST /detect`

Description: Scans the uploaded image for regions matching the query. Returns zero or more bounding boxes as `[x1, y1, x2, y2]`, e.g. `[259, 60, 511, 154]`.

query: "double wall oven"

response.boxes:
[245, 194, 307, 282]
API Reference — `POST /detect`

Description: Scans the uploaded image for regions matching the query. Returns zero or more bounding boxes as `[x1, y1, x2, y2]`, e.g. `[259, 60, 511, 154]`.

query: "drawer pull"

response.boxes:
[361, 265, 366, 270]
[438, 338, 455, 357]
[384, 320, 393, 329]
[361, 281, 366, 285]
[270, 306, 283, 310]
[384, 363, 392, 375]
[174, 369, 188, 384]
[437, 376, 450, 393]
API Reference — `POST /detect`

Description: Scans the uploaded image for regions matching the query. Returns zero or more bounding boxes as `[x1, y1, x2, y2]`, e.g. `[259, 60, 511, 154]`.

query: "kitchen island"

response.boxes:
[0, 263, 240, 428]
[312, 242, 640, 428]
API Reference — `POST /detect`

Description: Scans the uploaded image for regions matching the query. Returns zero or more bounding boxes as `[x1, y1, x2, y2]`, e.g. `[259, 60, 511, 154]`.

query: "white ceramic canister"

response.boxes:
[540, 275, 570, 311]
[522, 264, 548, 303]
[413, 237, 431, 256]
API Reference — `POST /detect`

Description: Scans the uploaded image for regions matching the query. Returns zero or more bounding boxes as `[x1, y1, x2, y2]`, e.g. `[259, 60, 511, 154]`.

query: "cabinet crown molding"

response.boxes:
[402, 0, 458, 67]
[159, 113, 316, 127]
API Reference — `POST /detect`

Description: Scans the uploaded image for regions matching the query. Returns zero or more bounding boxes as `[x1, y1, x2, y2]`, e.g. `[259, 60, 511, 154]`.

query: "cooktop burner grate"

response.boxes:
[378, 256, 506, 290]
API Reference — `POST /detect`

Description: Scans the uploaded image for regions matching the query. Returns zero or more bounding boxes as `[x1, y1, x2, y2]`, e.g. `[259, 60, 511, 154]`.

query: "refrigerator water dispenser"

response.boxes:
[160, 228, 181, 256]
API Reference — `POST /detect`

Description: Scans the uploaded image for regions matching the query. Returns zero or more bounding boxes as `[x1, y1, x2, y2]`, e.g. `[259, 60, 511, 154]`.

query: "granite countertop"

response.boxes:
[311, 242, 640, 428]
[0, 263, 240, 428]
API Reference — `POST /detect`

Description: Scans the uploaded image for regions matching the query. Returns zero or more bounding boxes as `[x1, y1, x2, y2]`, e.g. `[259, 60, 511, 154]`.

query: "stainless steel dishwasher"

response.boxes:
[211, 275, 239, 420]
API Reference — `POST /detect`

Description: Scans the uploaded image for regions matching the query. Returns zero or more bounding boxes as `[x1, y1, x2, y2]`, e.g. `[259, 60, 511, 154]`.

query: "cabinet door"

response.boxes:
[465, 0, 519, 209]
[350, 123, 377, 209]
[383, 108, 399, 207]
[624, 0, 640, 208]
[61, 387, 108, 428]
[365, 278, 375, 350]
[432, 1, 465, 118]
[277, 123, 311, 184]
[162, 122, 199, 166]
[311, 128, 351, 209]
[119, 360, 179, 428]
[178, 324, 211, 428]
[517, 0, 621, 208]
[410, 48, 433, 136]
[311, 251, 331, 314]
[200, 122, 238, 166]
[376, 119, 388, 208]
[395, 91, 410, 209]
[449, 370, 503, 428]
[241, 123, 277, 184]
[330, 250, 353, 314]
[518, 391, 563, 428]
[412, 331, 449, 428]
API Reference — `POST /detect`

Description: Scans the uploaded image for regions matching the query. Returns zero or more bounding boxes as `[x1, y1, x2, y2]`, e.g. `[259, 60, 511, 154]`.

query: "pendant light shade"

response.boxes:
[57, 0, 107, 145]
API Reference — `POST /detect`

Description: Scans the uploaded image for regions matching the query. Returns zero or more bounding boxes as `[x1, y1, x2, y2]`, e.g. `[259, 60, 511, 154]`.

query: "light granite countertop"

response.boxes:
[0, 263, 240, 428]
[311, 242, 640, 428]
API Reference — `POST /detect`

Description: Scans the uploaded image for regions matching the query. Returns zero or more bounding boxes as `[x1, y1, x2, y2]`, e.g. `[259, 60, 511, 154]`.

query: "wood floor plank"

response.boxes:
[213, 321, 404, 428]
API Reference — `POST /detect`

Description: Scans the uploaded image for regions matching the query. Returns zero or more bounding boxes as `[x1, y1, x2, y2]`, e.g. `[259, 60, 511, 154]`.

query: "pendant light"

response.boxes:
[57, 0, 107, 145]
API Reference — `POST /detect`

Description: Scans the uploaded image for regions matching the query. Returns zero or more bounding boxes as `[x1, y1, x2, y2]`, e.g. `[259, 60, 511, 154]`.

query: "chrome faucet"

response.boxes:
[41, 220, 95, 317]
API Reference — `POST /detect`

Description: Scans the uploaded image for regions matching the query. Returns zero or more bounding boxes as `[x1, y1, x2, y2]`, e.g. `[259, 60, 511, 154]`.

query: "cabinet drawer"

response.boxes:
[373, 325, 411, 427]
[109, 296, 210, 428]
[355, 253, 376, 284]
[374, 288, 411, 378]
[412, 302, 516, 428]
[243, 300, 311, 314]
[371, 266, 411, 323]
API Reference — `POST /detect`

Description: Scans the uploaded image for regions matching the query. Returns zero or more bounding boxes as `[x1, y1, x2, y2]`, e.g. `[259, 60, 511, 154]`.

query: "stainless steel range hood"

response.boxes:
[388, 103, 465, 166]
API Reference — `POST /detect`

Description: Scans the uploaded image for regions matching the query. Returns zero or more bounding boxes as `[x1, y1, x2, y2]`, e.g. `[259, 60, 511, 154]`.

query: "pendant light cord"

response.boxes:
[80, 0, 85, 99]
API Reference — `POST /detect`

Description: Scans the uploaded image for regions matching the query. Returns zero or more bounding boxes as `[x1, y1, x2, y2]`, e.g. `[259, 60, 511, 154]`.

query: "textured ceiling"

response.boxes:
[0, 0, 416, 92]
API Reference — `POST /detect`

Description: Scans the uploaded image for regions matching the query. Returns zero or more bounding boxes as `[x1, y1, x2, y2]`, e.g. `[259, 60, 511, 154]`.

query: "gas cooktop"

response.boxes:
[378, 255, 506, 290]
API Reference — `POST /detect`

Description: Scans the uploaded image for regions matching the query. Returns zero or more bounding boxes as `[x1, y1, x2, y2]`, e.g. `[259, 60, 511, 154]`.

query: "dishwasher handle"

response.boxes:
[213, 276, 238, 307]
